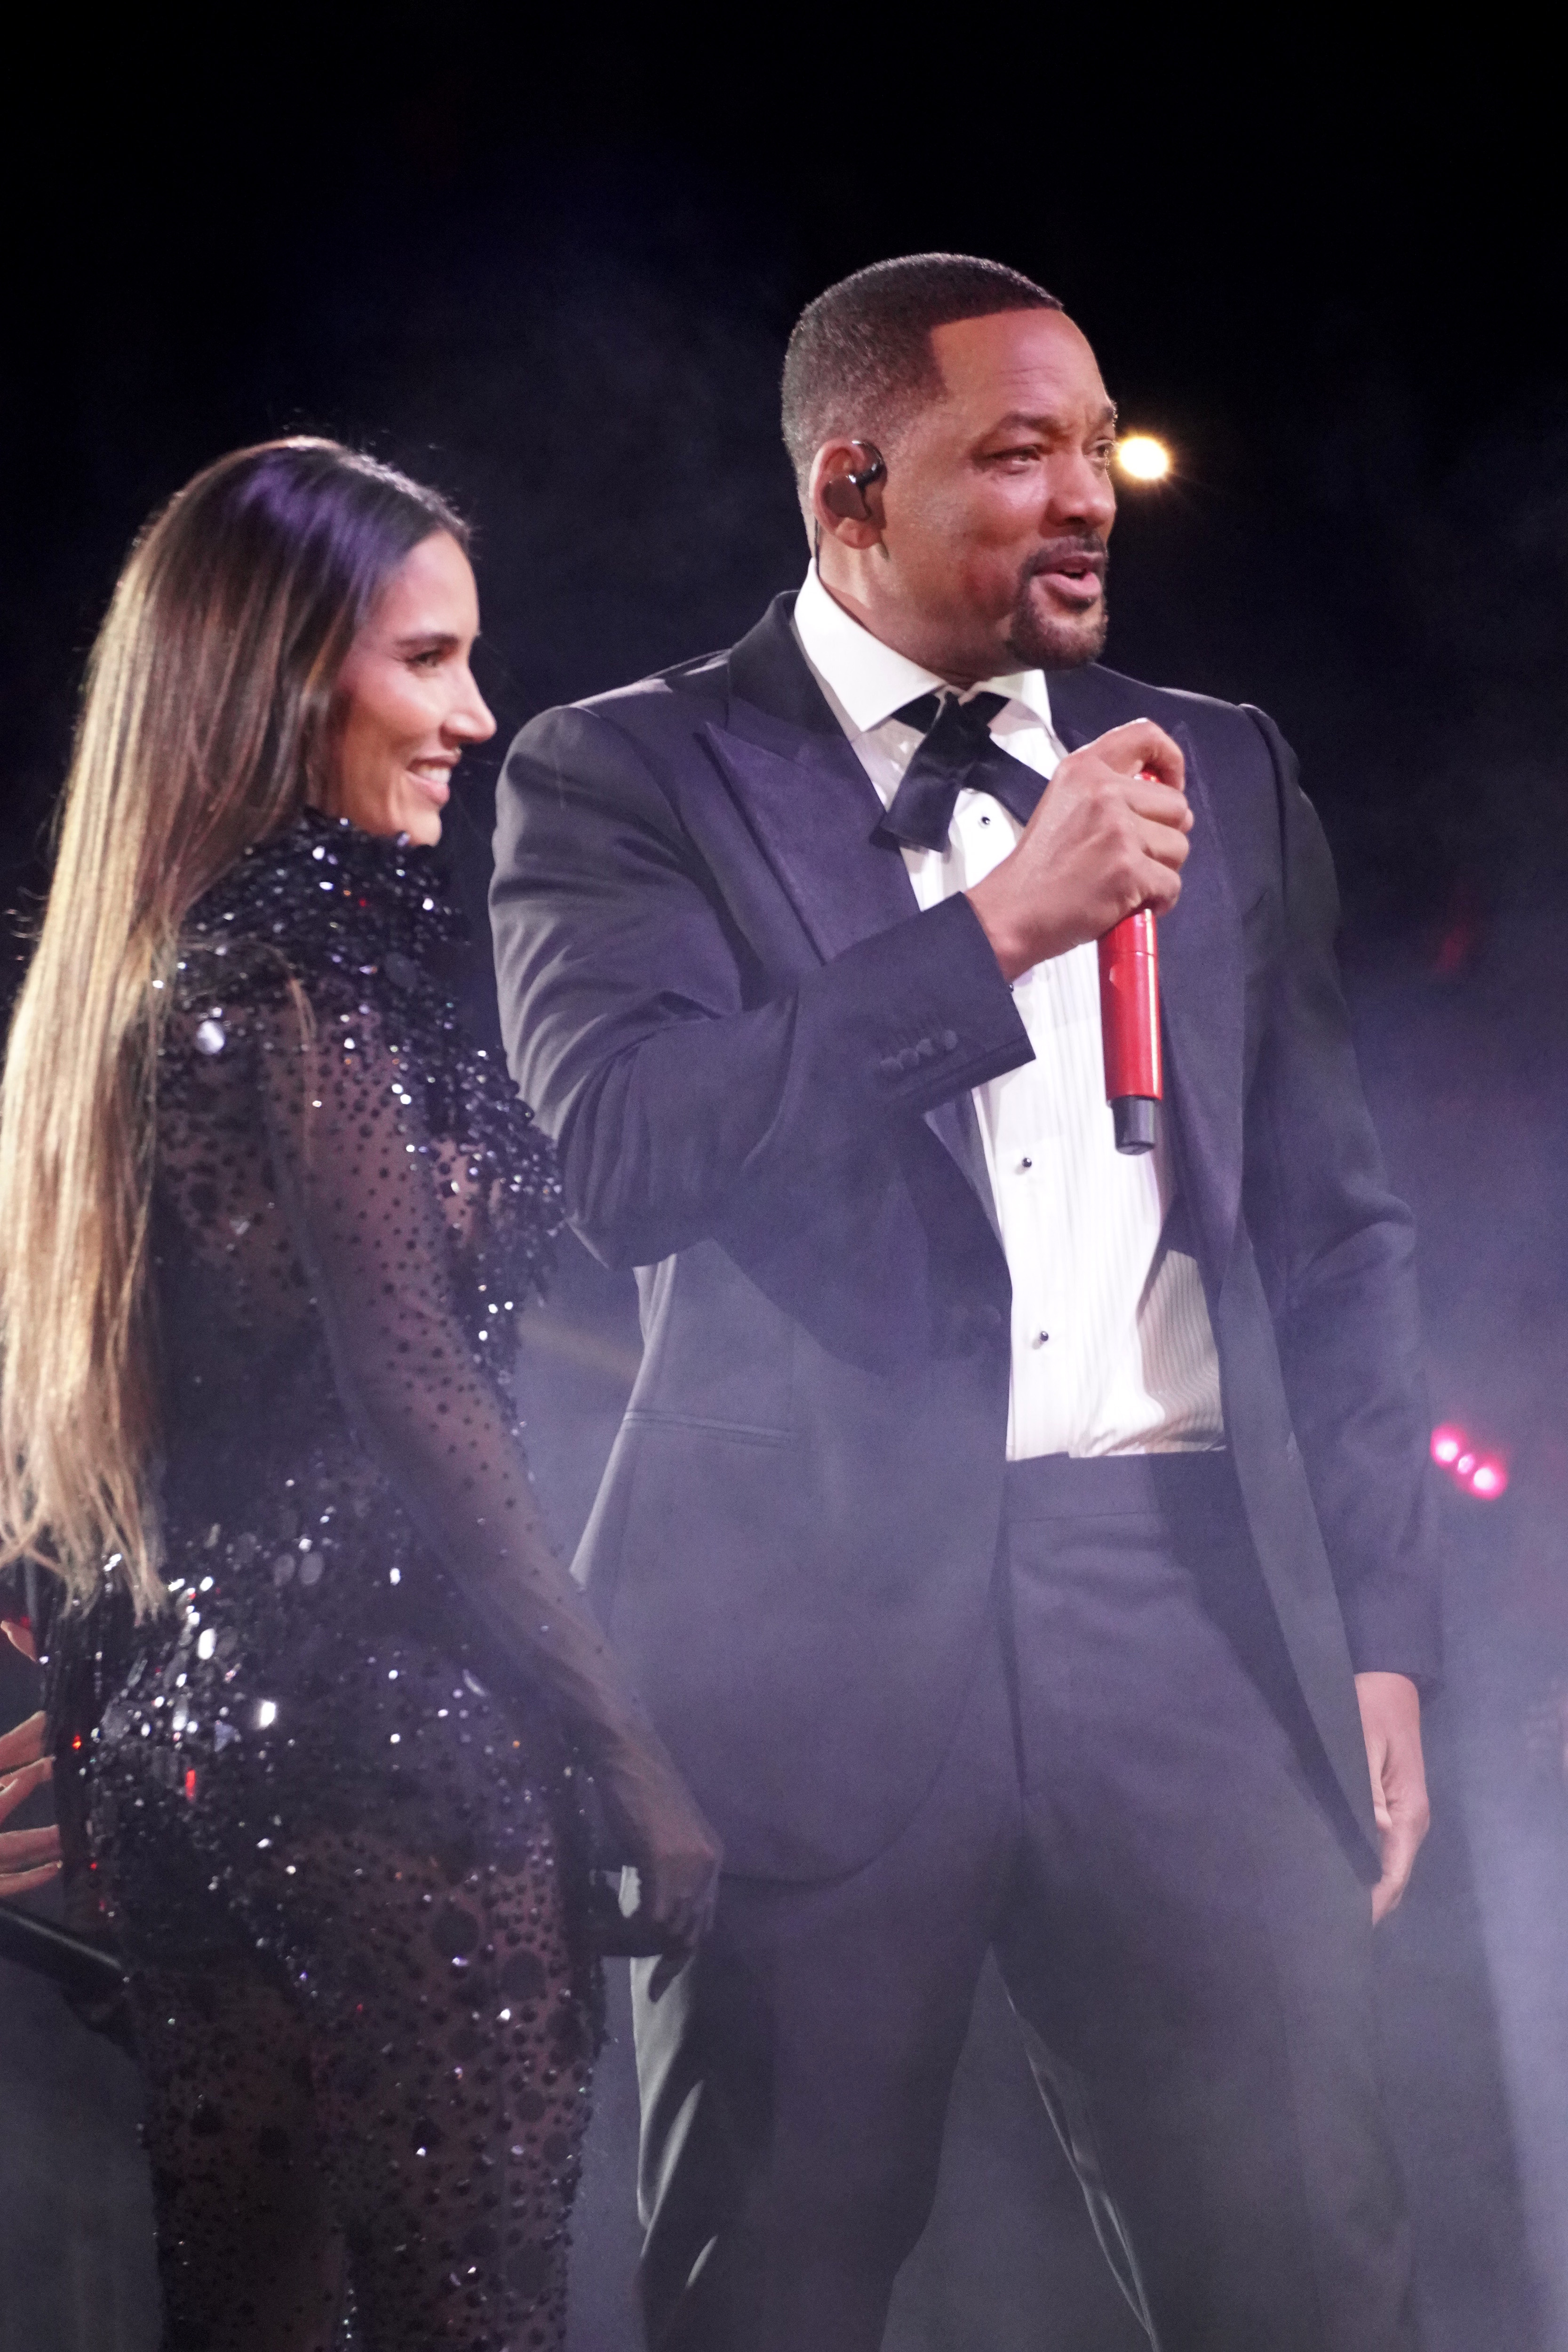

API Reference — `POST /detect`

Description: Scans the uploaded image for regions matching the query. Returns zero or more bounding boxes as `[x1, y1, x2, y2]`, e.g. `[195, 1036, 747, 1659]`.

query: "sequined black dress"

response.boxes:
[48, 816, 610, 2352]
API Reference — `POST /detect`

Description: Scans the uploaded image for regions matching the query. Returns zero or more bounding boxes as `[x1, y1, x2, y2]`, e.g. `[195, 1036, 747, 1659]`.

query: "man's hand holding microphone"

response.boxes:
[964, 720, 1191, 982]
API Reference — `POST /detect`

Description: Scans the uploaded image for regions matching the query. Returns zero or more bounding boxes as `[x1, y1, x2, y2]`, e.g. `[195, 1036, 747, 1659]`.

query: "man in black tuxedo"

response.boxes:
[492, 254, 1436, 2351]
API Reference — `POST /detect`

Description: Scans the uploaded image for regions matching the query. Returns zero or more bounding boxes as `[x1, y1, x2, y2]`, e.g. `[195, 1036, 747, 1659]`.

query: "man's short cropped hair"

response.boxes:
[780, 253, 1062, 508]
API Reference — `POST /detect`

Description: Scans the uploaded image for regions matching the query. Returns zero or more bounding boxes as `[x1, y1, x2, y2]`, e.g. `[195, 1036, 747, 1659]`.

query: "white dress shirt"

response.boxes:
[792, 563, 1224, 1460]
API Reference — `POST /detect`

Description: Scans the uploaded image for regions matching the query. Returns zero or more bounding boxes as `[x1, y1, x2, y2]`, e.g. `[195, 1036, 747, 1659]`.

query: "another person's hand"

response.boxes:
[966, 718, 1191, 982]
[3, 1613, 37, 1663]
[594, 1732, 722, 1996]
[1355, 1670, 1429, 1924]
[1, 1711, 61, 1899]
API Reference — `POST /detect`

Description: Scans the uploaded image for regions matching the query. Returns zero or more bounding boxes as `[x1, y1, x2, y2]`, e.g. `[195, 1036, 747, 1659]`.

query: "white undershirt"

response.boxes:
[792, 564, 1224, 1459]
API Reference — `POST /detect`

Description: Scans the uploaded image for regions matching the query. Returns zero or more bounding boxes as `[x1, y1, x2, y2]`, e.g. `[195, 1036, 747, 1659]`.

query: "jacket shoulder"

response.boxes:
[568, 644, 730, 727]
[1062, 665, 1301, 906]
[503, 646, 734, 783]
[1067, 662, 1281, 776]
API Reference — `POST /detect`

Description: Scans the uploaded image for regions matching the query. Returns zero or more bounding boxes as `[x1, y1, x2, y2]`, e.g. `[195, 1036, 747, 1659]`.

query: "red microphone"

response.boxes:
[1098, 906, 1162, 1155]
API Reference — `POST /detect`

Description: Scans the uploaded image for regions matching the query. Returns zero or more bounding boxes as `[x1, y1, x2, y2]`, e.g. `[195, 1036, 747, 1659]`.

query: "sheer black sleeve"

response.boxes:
[248, 979, 657, 1769]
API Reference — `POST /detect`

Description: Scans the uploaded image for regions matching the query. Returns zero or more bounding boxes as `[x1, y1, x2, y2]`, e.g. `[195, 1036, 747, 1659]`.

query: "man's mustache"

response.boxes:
[1024, 536, 1109, 583]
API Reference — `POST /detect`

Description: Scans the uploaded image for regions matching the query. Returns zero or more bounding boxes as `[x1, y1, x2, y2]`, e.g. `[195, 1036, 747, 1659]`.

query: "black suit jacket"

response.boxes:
[492, 593, 1438, 1883]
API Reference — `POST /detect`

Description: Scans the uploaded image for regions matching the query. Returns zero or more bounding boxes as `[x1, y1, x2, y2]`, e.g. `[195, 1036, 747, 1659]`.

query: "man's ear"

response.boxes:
[811, 440, 887, 548]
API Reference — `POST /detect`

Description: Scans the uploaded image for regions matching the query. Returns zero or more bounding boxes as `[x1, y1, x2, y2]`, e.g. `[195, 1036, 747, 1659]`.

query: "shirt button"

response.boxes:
[1019, 1155, 1033, 1170]
[1033, 1330, 1051, 1347]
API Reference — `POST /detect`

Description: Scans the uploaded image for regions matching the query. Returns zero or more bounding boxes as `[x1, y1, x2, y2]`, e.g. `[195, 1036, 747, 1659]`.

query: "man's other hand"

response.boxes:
[965, 718, 1191, 983]
[1355, 1670, 1429, 1924]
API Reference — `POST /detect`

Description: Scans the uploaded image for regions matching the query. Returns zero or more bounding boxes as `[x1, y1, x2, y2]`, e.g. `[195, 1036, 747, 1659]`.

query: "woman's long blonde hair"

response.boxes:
[0, 438, 466, 1615]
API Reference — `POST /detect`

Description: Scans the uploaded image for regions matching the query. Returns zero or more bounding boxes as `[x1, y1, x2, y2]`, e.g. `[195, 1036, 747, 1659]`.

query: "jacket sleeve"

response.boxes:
[1242, 706, 1441, 1685]
[490, 701, 1030, 1269]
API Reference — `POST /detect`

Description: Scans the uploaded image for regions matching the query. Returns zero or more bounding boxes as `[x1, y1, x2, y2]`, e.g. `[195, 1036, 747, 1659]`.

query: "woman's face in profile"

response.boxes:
[328, 529, 496, 844]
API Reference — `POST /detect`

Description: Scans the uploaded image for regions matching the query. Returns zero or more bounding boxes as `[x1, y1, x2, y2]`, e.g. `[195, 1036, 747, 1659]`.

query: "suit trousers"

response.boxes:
[631, 1453, 1419, 2352]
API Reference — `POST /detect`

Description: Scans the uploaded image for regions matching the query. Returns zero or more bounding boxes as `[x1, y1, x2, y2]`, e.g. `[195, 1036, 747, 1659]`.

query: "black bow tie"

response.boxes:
[876, 691, 1046, 853]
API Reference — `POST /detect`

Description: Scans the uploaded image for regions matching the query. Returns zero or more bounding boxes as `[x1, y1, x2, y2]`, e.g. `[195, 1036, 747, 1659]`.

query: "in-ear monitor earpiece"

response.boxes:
[821, 439, 887, 522]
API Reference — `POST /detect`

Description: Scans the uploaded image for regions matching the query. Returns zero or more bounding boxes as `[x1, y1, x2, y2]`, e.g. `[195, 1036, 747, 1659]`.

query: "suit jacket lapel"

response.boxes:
[699, 719, 918, 966]
[707, 596, 1001, 1235]
[707, 594, 920, 964]
[1049, 671, 1244, 1286]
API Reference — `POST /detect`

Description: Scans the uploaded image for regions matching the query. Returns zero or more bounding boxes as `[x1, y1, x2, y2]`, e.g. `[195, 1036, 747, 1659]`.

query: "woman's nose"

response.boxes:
[449, 669, 497, 744]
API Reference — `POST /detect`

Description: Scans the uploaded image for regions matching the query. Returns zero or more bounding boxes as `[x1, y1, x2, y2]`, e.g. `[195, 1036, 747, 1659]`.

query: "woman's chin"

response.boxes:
[397, 803, 445, 847]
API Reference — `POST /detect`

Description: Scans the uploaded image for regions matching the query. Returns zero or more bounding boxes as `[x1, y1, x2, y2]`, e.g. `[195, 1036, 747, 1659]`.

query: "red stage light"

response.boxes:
[1430, 1423, 1509, 1499]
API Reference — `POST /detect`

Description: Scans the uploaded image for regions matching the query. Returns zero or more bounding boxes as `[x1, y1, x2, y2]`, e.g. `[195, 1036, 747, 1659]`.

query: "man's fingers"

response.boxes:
[1137, 814, 1192, 872]
[1354, 1672, 1428, 1931]
[1090, 719, 1186, 788]
[1371, 1837, 1418, 1924]
[1124, 775, 1193, 832]
[1371, 1791, 1429, 1925]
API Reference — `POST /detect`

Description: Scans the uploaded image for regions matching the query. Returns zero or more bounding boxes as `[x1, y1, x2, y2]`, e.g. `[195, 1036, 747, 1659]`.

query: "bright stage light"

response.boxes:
[1116, 434, 1171, 482]
[1429, 1422, 1509, 1499]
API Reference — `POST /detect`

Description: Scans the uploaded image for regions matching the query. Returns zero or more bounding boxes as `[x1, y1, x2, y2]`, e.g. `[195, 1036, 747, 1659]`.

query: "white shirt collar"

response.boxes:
[792, 561, 1055, 739]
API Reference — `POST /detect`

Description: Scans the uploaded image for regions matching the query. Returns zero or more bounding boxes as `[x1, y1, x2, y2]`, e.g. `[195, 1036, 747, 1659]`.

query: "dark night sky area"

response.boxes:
[5, 28, 1566, 951]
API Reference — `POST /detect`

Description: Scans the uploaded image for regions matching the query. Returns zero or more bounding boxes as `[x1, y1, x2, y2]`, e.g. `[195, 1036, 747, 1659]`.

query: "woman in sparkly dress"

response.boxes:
[0, 440, 720, 2351]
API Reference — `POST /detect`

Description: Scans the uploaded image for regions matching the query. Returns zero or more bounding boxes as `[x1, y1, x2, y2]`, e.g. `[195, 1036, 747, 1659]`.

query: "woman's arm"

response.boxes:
[250, 984, 718, 1950]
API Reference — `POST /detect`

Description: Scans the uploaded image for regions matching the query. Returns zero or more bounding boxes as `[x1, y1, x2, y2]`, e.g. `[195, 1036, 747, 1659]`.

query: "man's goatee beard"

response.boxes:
[1004, 596, 1109, 673]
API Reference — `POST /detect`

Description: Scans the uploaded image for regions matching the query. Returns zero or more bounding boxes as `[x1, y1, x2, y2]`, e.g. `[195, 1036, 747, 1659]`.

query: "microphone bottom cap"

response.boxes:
[1112, 1097, 1158, 1155]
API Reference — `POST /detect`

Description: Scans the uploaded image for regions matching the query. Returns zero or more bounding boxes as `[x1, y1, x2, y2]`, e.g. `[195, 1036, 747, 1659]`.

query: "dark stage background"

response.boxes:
[3, 27, 1567, 2349]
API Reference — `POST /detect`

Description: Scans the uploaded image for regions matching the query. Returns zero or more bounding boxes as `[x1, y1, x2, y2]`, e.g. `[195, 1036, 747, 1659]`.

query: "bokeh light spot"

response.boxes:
[1116, 434, 1171, 482]
[1430, 1422, 1508, 1499]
